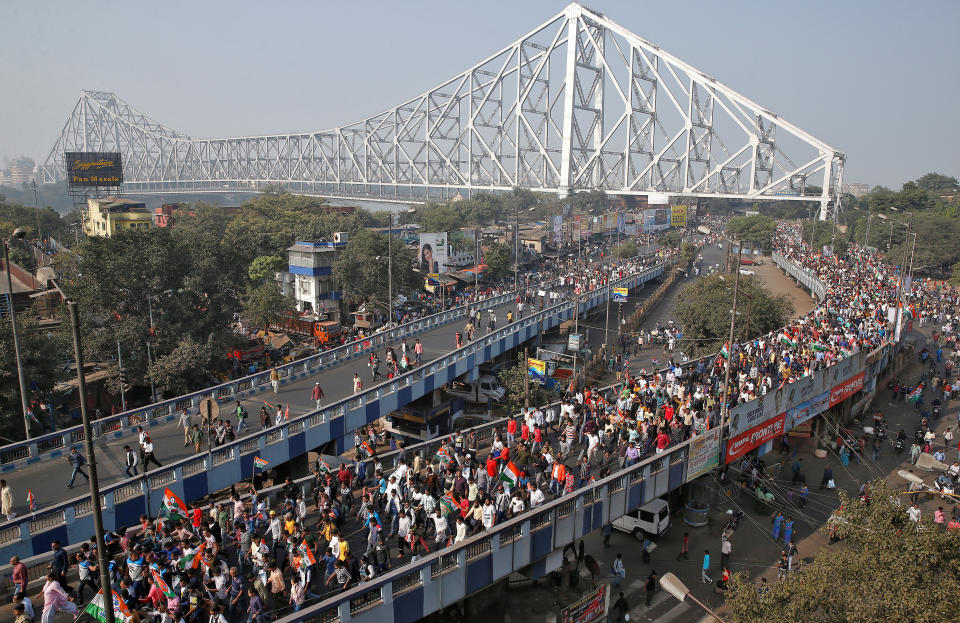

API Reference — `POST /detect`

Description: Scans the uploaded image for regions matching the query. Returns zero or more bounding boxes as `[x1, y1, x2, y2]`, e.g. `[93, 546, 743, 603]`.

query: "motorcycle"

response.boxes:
[895, 437, 905, 455]
[723, 509, 744, 532]
[934, 473, 956, 499]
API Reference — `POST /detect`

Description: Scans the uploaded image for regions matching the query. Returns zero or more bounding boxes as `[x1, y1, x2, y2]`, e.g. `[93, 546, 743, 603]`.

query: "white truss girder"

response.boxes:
[40, 3, 844, 219]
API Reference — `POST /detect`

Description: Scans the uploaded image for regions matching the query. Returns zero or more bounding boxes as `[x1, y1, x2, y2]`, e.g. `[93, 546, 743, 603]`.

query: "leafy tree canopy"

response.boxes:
[332, 229, 417, 312]
[726, 479, 960, 623]
[497, 359, 559, 416]
[242, 283, 295, 331]
[675, 273, 793, 356]
[727, 214, 777, 253]
[248, 255, 286, 282]
[614, 241, 637, 259]
[483, 242, 513, 280]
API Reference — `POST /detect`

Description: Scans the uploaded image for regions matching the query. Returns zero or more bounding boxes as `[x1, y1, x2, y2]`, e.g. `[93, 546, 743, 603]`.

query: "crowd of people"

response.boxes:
[22, 222, 960, 622]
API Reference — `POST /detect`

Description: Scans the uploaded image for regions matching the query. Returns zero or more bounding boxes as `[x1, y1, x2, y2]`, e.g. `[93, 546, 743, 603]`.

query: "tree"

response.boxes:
[248, 255, 286, 282]
[332, 229, 416, 311]
[567, 189, 607, 214]
[497, 359, 559, 417]
[483, 242, 513, 279]
[0, 310, 62, 440]
[613, 242, 637, 259]
[242, 283, 295, 329]
[674, 274, 793, 356]
[725, 479, 960, 623]
[147, 336, 214, 396]
[727, 215, 777, 253]
[914, 172, 960, 195]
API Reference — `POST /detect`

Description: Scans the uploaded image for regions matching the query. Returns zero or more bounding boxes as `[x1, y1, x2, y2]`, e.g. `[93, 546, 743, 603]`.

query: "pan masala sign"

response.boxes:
[725, 413, 785, 463]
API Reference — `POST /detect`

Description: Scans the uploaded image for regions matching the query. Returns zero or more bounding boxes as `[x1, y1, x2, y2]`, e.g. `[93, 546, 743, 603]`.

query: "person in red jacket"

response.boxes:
[656, 429, 670, 453]
[506, 418, 517, 446]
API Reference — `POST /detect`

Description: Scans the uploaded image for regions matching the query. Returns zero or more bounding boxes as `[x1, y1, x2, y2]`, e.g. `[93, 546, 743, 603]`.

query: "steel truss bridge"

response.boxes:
[40, 3, 844, 219]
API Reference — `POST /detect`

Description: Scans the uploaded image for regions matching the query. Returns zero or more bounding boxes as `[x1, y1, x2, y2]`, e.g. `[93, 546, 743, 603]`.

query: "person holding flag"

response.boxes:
[0, 479, 15, 520]
[159, 488, 189, 523]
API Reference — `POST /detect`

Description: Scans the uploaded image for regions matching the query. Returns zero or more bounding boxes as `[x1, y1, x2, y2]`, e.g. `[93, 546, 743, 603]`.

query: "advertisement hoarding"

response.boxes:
[419, 233, 448, 274]
[613, 287, 628, 303]
[829, 372, 865, 408]
[65, 151, 123, 187]
[560, 584, 608, 623]
[654, 209, 669, 225]
[528, 358, 546, 382]
[670, 205, 687, 228]
[552, 214, 563, 244]
[786, 391, 830, 430]
[686, 426, 722, 482]
[726, 413, 786, 463]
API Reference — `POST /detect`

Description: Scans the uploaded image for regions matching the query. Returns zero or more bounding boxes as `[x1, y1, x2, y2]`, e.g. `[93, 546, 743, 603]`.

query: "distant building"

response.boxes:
[8, 157, 35, 186]
[282, 234, 349, 322]
[154, 203, 183, 228]
[842, 182, 870, 198]
[0, 170, 12, 186]
[83, 196, 153, 237]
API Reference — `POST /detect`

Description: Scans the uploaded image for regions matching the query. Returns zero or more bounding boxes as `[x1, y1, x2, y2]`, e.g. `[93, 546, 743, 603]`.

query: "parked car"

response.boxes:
[738, 268, 756, 276]
[612, 498, 671, 541]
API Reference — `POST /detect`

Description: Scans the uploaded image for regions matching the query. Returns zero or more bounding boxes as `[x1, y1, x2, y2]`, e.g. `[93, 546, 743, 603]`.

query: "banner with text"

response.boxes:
[726, 413, 786, 463]
[560, 583, 608, 623]
[671, 205, 687, 228]
[686, 426, 722, 482]
[829, 372, 865, 408]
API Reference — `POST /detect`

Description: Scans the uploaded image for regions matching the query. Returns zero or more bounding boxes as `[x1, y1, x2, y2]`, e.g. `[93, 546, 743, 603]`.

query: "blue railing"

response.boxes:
[0, 264, 667, 562]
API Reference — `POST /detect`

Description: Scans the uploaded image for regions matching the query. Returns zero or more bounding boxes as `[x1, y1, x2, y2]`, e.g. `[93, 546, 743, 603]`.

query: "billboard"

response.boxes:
[528, 358, 546, 382]
[560, 584, 608, 623]
[786, 391, 830, 429]
[419, 233, 448, 274]
[829, 372, 865, 407]
[65, 151, 123, 187]
[686, 426, 722, 482]
[613, 287, 628, 303]
[552, 215, 563, 244]
[654, 209, 669, 225]
[671, 205, 687, 228]
[726, 413, 786, 463]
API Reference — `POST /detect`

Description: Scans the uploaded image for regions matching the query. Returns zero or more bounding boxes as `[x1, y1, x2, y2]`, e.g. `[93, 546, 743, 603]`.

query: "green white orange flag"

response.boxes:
[177, 552, 202, 571]
[84, 589, 132, 623]
[253, 456, 269, 470]
[499, 461, 521, 487]
[160, 488, 188, 521]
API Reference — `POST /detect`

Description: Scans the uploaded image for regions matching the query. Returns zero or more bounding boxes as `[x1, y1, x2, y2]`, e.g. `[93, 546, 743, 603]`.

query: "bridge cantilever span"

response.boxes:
[40, 3, 844, 219]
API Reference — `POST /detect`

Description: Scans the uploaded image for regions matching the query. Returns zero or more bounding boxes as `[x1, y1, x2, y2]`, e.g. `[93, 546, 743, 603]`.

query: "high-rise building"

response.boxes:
[8, 157, 35, 186]
[842, 182, 871, 198]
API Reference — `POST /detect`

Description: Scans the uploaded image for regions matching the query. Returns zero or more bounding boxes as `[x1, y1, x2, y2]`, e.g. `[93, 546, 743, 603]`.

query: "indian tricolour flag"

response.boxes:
[84, 589, 132, 623]
[439, 494, 459, 515]
[253, 456, 269, 471]
[780, 333, 797, 348]
[160, 488, 188, 521]
[719, 342, 729, 359]
[499, 461, 521, 487]
[177, 552, 203, 571]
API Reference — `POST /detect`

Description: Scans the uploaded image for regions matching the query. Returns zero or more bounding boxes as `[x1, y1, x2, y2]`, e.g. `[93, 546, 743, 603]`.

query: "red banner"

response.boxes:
[725, 413, 785, 464]
[828, 372, 865, 408]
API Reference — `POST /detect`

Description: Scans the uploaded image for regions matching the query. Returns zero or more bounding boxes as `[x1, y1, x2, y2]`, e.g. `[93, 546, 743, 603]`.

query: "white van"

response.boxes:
[612, 498, 671, 541]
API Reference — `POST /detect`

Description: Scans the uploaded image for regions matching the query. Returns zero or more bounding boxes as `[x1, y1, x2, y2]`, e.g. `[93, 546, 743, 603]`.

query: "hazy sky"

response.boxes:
[2, 0, 957, 188]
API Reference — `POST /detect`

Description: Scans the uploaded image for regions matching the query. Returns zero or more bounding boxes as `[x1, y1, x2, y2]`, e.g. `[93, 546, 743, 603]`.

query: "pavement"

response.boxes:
[4, 247, 664, 515]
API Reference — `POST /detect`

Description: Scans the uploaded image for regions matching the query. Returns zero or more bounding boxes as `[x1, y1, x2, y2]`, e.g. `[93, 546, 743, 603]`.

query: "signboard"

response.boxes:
[686, 426, 722, 482]
[727, 399, 774, 438]
[623, 223, 638, 236]
[612, 287, 628, 303]
[670, 205, 687, 228]
[527, 358, 546, 382]
[65, 151, 123, 187]
[552, 214, 563, 244]
[829, 371, 865, 407]
[560, 584, 608, 623]
[419, 233, 448, 274]
[654, 209, 669, 225]
[726, 413, 786, 463]
[786, 391, 829, 429]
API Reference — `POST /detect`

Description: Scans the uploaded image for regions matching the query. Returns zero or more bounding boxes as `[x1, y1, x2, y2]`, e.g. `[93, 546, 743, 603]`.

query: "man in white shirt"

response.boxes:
[481, 499, 496, 529]
[529, 485, 545, 507]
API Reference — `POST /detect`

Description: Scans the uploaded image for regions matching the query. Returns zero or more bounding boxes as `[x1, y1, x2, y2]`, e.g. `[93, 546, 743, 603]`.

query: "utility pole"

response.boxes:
[720, 241, 744, 431]
[69, 301, 115, 623]
[32, 181, 43, 266]
[514, 203, 520, 291]
[893, 224, 911, 341]
[116, 340, 127, 411]
[523, 346, 530, 410]
[603, 268, 612, 356]
[388, 212, 394, 321]
[146, 297, 157, 403]
[3, 232, 31, 439]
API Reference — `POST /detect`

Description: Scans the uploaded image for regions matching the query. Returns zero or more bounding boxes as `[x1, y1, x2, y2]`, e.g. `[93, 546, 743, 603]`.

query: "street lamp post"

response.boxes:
[659, 572, 725, 622]
[68, 301, 115, 623]
[388, 212, 394, 320]
[720, 241, 744, 431]
[3, 228, 31, 439]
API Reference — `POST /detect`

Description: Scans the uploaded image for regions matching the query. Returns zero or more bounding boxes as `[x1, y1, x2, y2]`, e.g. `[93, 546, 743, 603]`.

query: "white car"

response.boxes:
[738, 268, 755, 276]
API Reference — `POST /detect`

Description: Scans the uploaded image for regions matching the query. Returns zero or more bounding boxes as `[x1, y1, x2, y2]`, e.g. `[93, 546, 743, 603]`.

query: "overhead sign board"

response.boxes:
[670, 205, 687, 228]
[65, 151, 123, 187]
[613, 287, 628, 303]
